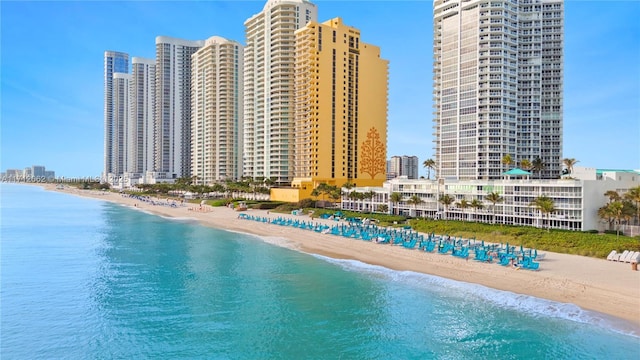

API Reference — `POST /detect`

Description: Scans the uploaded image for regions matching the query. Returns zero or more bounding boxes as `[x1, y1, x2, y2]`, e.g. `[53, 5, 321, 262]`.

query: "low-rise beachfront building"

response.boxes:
[341, 167, 640, 232]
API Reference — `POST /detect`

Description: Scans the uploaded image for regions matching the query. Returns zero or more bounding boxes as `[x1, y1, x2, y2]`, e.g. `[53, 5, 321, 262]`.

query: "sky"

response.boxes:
[1, 0, 639, 178]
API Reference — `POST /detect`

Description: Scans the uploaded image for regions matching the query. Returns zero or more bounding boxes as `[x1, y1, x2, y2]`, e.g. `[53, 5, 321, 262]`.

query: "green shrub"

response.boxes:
[208, 199, 230, 207]
[275, 202, 299, 212]
[297, 198, 315, 208]
[250, 202, 285, 210]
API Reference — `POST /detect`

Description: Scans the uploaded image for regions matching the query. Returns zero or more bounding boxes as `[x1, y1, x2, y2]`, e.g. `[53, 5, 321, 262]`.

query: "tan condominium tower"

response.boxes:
[243, 0, 318, 185]
[433, 0, 563, 180]
[293, 17, 389, 190]
[110, 73, 131, 180]
[191, 36, 244, 184]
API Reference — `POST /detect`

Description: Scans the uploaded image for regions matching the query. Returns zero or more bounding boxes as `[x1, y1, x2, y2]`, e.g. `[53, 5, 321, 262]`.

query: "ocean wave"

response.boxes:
[312, 255, 640, 338]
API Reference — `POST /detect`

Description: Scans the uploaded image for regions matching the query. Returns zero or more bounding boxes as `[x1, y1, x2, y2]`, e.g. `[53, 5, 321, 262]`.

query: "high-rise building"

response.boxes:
[104, 51, 129, 179]
[154, 36, 204, 180]
[111, 73, 131, 178]
[387, 155, 419, 179]
[243, 0, 318, 185]
[32, 165, 46, 178]
[433, 0, 563, 180]
[292, 17, 389, 189]
[518, 0, 563, 179]
[191, 36, 244, 184]
[130, 57, 156, 175]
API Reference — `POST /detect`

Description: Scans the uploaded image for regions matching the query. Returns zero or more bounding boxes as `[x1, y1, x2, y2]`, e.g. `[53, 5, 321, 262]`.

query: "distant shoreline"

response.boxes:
[26, 183, 640, 331]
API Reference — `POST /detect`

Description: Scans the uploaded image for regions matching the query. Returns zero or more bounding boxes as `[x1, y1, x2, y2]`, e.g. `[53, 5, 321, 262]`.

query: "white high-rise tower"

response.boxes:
[154, 36, 204, 180]
[104, 51, 129, 180]
[191, 36, 244, 184]
[433, 0, 563, 180]
[243, 0, 318, 185]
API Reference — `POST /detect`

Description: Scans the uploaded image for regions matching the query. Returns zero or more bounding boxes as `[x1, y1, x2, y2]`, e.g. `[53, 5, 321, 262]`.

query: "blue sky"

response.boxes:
[1, 0, 638, 178]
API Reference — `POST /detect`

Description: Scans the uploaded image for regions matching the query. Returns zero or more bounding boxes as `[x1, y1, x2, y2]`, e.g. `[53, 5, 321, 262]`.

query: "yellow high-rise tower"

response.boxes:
[273, 17, 387, 201]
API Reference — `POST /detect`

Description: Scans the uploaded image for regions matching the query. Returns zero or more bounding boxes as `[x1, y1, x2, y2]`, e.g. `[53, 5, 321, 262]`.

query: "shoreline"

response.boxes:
[35, 184, 640, 330]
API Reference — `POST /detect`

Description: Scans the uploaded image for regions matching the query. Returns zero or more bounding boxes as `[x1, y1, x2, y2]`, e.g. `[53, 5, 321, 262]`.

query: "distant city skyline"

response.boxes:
[1, 1, 638, 177]
[1, 165, 55, 180]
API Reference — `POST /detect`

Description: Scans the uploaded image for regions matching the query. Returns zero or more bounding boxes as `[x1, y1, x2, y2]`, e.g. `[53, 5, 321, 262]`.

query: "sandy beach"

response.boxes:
[42, 184, 640, 328]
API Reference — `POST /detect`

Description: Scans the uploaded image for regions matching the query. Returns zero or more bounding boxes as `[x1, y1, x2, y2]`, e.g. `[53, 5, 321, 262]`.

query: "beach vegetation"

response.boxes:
[562, 158, 579, 175]
[423, 158, 436, 179]
[623, 186, 640, 225]
[249, 201, 286, 210]
[501, 154, 514, 172]
[531, 157, 545, 179]
[484, 191, 503, 224]
[529, 195, 556, 231]
[389, 192, 403, 216]
[438, 194, 454, 220]
[597, 189, 638, 240]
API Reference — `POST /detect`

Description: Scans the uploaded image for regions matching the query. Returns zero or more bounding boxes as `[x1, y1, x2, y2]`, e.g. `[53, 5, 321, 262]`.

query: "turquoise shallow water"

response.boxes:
[1, 184, 639, 359]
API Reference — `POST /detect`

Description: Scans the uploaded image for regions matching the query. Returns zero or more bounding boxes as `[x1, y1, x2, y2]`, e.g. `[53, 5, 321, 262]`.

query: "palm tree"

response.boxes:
[211, 183, 225, 197]
[485, 191, 503, 224]
[457, 198, 470, 221]
[407, 194, 424, 217]
[175, 176, 193, 191]
[520, 159, 532, 172]
[605, 190, 621, 203]
[363, 190, 376, 213]
[501, 154, 514, 173]
[439, 194, 455, 221]
[605, 201, 624, 239]
[390, 192, 403, 216]
[470, 199, 484, 221]
[377, 204, 389, 213]
[328, 187, 342, 206]
[624, 186, 640, 225]
[311, 183, 332, 208]
[348, 191, 365, 211]
[531, 157, 545, 179]
[598, 204, 616, 231]
[423, 158, 436, 180]
[562, 158, 579, 175]
[598, 200, 635, 238]
[530, 195, 556, 231]
[342, 181, 356, 190]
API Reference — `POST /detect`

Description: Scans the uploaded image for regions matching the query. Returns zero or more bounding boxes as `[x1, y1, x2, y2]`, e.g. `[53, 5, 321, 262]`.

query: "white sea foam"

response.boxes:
[230, 231, 297, 250]
[312, 254, 640, 338]
[157, 216, 199, 223]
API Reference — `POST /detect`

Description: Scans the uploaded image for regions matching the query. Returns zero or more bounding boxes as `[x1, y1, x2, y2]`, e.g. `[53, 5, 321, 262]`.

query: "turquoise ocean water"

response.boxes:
[1, 184, 639, 359]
